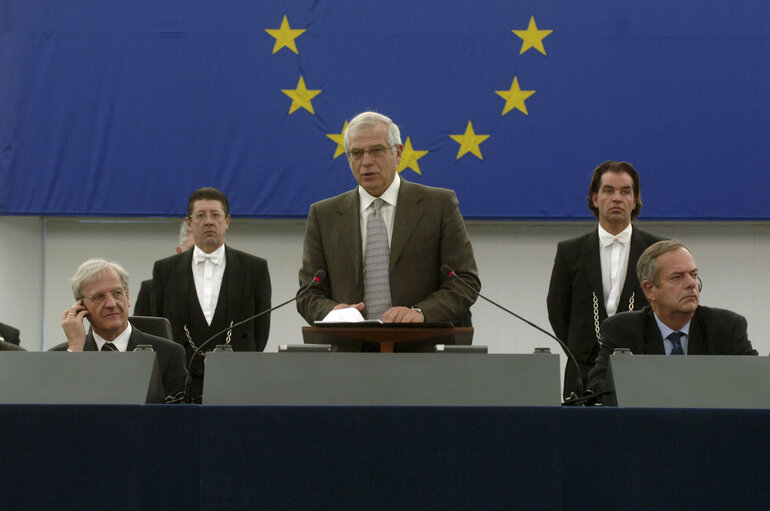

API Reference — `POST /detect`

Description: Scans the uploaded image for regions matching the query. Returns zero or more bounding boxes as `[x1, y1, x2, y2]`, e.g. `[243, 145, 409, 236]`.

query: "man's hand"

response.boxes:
[61, 300, 89, 351]
[332, 302, 365, 312]
[381, 306, 424, 323]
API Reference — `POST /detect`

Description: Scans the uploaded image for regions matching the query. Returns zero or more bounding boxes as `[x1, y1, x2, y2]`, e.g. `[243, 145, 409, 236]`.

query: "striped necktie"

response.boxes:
[363, 198, 391, 319]
[101, 342, 118, 352]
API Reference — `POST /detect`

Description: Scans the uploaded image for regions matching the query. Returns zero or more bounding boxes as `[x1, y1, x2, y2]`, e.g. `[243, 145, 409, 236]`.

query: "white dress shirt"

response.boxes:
[192, 244, 226, 325]
[598, 224, 632, 316]
[358, 175, 401, 256]
[93, 323, 132, 351]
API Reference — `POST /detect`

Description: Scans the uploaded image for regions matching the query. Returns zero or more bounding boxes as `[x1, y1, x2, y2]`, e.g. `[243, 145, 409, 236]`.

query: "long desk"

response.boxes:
[1, 405, 768, 510]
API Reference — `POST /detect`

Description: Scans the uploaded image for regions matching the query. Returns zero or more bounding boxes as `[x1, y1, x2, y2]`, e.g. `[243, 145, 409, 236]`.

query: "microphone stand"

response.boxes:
[441, 266, 586, 405]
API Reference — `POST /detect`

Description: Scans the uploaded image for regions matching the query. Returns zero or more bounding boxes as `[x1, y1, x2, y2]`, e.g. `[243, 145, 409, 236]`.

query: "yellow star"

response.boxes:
[449, 121, 490, 160]
[512, 16, 552, 55]
[281, 76, 322, 115]
[495, 76, 535, 116]
[326, 120, 348, 158]
[397, 137, 429, 175]
[265, 15, 306, 54]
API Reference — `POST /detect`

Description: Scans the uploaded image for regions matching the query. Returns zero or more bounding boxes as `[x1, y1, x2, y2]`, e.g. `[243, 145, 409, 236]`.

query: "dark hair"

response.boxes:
[187, 187, 230, 218]
[586, 161, 642, 219]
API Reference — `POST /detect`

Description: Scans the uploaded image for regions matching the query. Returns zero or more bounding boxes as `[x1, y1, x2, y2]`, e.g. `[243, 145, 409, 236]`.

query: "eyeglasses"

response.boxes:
[189, 211, 225, 223]
[83, 288, 126, 305]
[347, 145, 394, 161]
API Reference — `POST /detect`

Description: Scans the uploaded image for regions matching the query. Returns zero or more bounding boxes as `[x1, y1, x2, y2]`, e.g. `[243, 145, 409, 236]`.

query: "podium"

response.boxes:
[302, 323, 473, 352]
[203, 352, 561, 405]
[607, 354, 770, 408]
[0, 352, 164, 404]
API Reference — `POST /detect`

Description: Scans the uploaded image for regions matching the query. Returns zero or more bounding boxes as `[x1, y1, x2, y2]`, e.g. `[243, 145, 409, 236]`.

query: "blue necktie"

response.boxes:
[101, 342, 118, 352]
[668, 331, 684, 355]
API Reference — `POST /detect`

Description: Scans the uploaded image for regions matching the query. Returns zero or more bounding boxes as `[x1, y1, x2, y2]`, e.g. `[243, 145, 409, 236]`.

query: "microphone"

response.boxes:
[441, 265, 585, 404]
[183, 269, 325, 403]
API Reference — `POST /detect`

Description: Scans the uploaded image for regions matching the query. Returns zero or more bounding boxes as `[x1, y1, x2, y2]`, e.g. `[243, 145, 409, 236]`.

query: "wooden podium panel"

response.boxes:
[0, 352, 164, 404]
[203, 352, 561, 406]
[607, 355, 770, 408]
[302, 324, 473, 352]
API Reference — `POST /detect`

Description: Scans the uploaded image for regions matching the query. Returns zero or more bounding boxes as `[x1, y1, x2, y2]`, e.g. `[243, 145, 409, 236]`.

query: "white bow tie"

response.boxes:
[600, 231, 631, 248]
[193, 251, 223, 265]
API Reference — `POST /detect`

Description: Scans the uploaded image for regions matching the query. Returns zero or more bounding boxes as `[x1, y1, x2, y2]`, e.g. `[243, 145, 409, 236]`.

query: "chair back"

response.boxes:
[129, 316, 174, 341]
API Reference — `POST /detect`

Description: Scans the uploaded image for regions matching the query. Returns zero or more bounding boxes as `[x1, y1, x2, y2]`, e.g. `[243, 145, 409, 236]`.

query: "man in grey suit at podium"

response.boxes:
[296, 111, 480, 344]
[587, 240, 758, 396]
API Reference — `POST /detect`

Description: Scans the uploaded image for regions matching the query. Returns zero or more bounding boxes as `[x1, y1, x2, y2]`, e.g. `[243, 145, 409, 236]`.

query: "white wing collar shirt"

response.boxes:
[598, 223, 632, 317]
[192, 244, 226, 325]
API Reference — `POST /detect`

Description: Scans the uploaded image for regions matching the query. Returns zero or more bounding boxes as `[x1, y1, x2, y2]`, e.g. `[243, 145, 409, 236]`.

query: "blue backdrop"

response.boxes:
[1, 1, 768, 219]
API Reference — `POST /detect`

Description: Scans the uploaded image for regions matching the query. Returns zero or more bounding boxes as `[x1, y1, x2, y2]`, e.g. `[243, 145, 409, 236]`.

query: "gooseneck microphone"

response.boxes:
[182, 269, 325, 403]
[441, 265, 585, 404]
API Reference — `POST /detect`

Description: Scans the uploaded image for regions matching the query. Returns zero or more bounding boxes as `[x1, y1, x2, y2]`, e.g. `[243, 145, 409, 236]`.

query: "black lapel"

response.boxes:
[686, 307, 707, 354]
[223, 246, 242, 318]
[619, 226, 644, 311]
[83, 333, 98, 352]
[642, 308, 665, 354]
[170, 251, 194, 327]
[584, 230, 607, 317]
[126, 327, 140, 352]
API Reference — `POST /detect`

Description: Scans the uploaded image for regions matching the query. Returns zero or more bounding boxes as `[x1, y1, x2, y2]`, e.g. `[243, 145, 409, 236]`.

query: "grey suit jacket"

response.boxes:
[151, 245, 271, 352]
[297, 178, 480, 326]
[587, 305, 758, 397]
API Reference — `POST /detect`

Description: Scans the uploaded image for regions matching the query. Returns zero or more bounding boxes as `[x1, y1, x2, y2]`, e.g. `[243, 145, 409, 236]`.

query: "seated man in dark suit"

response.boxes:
[587, 240, 758, 398]
[0, 322, 21, 345]
[58, 258, 187, 401]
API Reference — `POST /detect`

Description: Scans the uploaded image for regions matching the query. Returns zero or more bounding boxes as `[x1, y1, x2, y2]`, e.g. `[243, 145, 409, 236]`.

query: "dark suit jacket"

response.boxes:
[0, 322, 20, 345]
[587, 305, 758, 398]
[296, 178, 480, 327]
[132, 279, 154, 316]
[151, 245, 271, 352]
[547, 226, 663, 397]
[0, 339, 25, 351]
[50, 326, 187, 399]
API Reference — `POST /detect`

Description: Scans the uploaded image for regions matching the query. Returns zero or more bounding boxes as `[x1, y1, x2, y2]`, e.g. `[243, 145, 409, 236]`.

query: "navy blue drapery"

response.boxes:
[2, 1, 769, 219]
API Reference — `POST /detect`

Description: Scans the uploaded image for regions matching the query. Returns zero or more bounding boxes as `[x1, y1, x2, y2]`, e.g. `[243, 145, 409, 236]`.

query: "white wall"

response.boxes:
[2, 217, 768, 364]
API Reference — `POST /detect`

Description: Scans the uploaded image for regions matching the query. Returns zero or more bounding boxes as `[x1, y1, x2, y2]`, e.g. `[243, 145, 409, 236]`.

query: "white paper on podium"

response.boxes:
[316, 307, 382, 324]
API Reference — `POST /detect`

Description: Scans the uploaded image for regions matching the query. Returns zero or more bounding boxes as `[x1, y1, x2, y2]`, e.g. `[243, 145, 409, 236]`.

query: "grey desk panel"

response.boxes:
[608, 355, 770, 408]
[203, 352, 560, 406]
[0, 352, 164, 404]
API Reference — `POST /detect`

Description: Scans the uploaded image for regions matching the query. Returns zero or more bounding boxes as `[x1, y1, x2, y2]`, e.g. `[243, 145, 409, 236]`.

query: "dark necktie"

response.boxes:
[363, 198, 391, 319]
[101, 342, 118, 352]
[667, 331, 684, 355]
